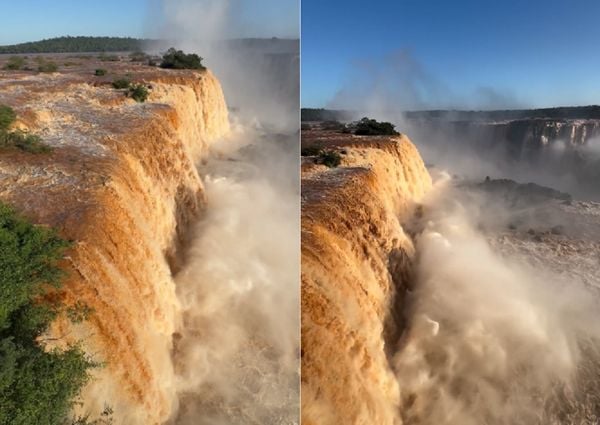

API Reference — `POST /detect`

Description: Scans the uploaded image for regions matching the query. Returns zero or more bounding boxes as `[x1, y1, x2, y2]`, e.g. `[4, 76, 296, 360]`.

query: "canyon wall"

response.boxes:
[406, 117, 600, 157]
[301, 132, 431, 425]
[0, 67, 229, 423]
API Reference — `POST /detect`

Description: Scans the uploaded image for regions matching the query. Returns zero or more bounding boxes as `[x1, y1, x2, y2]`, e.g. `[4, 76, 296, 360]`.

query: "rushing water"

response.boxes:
[169, 124, 300, 425]
[394, 175, 600, 425]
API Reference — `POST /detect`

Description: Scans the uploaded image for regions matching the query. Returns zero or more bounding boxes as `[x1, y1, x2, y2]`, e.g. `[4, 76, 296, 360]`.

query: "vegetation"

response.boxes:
[302, 145, 342, 167]
[1, 131, 52, 153]
[301, 108, 353, 122]
[37, 60, 59, 73]
[300, 145, 323, 156]
[354, 117, 399, 136]
[110, 80, 149, 103]
[129, 51, 148, 62]
[127, 84, 149, 103]
[0, 36, 151, 54]
[0, 106, 16, 132]
[160, 48, 206, 70]
[318, 150, 342, 168]
[320, 120, 347, 132]
[0, 202, 96, 424]
[3, 56, 26, 70]
[94, 69, 107, 76]
[111, 79, 131, 90]
[0, 105, 51, 153]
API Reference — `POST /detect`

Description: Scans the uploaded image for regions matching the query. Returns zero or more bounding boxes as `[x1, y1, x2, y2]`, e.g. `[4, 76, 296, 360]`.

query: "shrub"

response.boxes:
[129, 51, 148, 62]
[0, 203, 96, 424]
[160, 48, 206, 70]
[112, 78, 130, 89]
[354, 117, 399, 136]
[1, 131, 52, 153]
[3, 56, 26, 70]
[301, 145, 322, 156]
[318, 150, 342, 168]
[127, 84, 149, 103]
[0, 105, 16, 132]
[0, 105, 50, 153]
[95, 69, 107, 76]
[321, 120, 346, 132]
[38, 61, 58, 73]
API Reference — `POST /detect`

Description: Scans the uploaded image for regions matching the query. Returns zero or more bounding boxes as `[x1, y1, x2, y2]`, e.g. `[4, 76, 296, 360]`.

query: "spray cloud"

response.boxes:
[152, 1, 300, 423]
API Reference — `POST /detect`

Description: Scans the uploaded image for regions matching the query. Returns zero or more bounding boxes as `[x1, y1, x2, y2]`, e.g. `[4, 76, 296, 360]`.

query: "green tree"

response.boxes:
[160, 48, 206, 70]
[0, 203, 95, 424]
[354, 117, 400, 136]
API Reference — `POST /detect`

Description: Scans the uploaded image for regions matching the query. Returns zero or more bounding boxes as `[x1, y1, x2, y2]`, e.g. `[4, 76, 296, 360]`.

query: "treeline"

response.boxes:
[301, 108, 354, 122]
[302, 106, 600, 122]
[0, 36, 154, 54]
[404, 106, 600, 121]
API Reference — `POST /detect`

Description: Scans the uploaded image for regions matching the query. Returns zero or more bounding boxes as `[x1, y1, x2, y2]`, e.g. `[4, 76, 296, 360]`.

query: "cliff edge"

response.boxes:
[0, 58, 229, 423]
[301, 127, 432, 425]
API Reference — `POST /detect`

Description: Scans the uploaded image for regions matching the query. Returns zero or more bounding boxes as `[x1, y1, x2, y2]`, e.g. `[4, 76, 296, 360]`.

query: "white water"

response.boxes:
[394, 175, 600, 425]
[169, 124, 299, 424]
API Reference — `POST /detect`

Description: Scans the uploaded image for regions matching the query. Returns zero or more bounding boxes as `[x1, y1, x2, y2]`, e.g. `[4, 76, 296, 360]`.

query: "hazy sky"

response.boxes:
[302, 0, 600, 109]
[0, 0, 299, 45]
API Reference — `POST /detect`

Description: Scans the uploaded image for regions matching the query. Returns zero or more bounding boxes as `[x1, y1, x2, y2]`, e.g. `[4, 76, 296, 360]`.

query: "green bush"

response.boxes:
[38, 61, 58, 73]
[1, 131, 52, 153]
[318, 150, 342, 168]
[0, 105, 50, 153]
[321, 120, 346, 132]
[354, 117, 399, 136]
[0, 105, 16, 132]
[0, 203, 96, 424]
[94, 69, 107, 76]
[160, 48, 206, 70]
[111, 79, 130, 89]
[3, 56, 26, 70]
[127, 84, 149, 103]
[301, 145, 322, 156]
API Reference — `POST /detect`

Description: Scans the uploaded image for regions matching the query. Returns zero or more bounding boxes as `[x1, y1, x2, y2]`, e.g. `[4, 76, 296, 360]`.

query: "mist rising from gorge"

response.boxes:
[394, 174, 600, 424]
[322, 49, 600, 200]
[151, 1, 300, 423]
[150, 0, 300, 130]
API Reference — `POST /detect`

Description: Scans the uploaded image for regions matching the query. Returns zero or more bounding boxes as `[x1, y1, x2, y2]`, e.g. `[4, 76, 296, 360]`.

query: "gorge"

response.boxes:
[301, 121, 600, 424]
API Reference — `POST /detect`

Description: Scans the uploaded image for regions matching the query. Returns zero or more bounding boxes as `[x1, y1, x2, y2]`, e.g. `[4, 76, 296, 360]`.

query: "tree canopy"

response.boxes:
[0, 203, 95, 424]
[0, 36, 152, 54]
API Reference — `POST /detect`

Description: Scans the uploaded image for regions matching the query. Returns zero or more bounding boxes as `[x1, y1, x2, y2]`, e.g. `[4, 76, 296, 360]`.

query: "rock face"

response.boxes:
[407, 117, 600, 157]
[301, 129, 431, 425]
[0, 61, 229, 423]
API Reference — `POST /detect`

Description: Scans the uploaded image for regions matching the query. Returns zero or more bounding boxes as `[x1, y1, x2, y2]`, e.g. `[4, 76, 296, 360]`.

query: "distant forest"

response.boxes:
[302, 106, 600, 122]
[0, 36, 154, 53]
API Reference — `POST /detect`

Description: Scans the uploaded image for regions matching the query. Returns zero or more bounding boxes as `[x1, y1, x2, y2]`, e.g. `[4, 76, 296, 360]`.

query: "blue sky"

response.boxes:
[302, 0, 600, 109]
[0, 0, 299, 45]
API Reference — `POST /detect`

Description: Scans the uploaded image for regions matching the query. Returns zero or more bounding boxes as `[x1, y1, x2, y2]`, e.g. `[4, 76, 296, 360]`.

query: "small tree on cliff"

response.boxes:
[354, 117, 400, 136]
[160, 48, 206, 70]
[0, 202, 96, 424]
